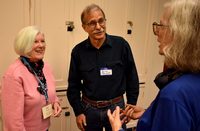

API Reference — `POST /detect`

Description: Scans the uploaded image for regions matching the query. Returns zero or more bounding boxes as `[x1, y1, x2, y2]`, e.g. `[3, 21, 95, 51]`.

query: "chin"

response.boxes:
[36, 55, 44, 59]
[159, 51, 164, 55]
[34, 57, 44, 62]
[95, 34, 105, 39]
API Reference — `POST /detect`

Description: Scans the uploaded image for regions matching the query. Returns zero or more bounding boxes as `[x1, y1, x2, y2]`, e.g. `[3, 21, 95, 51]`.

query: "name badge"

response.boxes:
[42, 104, 53, 119]
[100, 68, 112, 76]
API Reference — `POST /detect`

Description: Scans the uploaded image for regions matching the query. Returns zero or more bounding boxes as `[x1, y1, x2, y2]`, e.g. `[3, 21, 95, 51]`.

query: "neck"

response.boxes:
[90, 37, 105, 49]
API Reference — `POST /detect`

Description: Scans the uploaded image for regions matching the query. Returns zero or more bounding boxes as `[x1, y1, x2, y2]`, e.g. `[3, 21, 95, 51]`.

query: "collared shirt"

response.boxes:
[67, 34, 139, 116]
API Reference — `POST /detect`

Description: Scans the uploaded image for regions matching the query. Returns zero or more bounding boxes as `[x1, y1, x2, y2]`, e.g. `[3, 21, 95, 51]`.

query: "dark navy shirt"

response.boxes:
[67, 34, 139, 116]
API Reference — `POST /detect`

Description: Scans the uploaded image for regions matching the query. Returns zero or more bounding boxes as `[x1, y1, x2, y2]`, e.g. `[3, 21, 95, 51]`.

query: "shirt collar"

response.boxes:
[85, 34, 112, 49]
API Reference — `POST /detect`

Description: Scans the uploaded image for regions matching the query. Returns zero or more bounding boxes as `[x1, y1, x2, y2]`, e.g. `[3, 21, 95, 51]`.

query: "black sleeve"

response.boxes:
[67, 49, 83, 116]
[124, 40, 139, 105]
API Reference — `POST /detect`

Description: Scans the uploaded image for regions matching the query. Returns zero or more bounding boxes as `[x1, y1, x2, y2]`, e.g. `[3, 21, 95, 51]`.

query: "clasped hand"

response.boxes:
[107, 104, 145, 131]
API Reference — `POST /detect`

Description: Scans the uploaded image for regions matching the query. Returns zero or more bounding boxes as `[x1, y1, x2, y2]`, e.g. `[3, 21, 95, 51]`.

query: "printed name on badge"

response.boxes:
[100, 68, 112, 76]
[42, 104, 53, 119]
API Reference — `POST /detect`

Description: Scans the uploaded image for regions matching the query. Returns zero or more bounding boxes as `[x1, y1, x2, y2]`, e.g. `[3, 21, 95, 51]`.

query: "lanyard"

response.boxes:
[20, 57, 49, 103]
[33, 71, 49, 103]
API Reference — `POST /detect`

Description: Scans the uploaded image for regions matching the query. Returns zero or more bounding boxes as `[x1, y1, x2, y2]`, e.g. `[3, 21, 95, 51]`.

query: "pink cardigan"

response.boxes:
[1, 58, 59, 131]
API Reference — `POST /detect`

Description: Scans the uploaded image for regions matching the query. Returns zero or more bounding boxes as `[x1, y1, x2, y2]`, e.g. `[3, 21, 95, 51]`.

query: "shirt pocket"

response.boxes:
[105, 60, 124, 80]
[79, 64, 96, 83]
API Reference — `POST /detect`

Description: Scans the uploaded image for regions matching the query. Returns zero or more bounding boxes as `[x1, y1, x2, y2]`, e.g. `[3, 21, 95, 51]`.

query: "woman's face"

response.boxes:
[29, 33, 46, 62]
[156, 8, 173, 55]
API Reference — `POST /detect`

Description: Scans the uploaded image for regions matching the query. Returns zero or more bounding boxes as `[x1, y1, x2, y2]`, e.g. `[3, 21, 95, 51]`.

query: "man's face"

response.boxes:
[82, 9, 106, 41]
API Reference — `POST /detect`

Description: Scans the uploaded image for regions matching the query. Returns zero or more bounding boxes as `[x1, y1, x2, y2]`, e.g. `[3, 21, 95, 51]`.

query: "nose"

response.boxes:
[155, 30, 159, 36]
[95, 22, 102, 29]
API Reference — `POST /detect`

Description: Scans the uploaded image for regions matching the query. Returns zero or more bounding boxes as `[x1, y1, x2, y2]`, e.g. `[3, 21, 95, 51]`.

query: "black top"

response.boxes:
[67, 34, 139, 116]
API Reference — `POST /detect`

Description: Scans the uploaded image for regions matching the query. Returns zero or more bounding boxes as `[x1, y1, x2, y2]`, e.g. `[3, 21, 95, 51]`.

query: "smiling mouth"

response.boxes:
[94, 31, 104, 35]
[35, 50, 45, 53]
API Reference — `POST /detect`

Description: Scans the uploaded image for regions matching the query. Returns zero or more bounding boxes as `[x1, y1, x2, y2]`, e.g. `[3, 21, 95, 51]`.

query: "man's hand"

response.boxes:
[76, 114, 87, 131]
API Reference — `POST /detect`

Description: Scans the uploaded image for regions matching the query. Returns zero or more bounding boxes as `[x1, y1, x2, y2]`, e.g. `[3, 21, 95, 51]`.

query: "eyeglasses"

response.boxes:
[85, 18, 106, 29]
[152, 22, 169, 35]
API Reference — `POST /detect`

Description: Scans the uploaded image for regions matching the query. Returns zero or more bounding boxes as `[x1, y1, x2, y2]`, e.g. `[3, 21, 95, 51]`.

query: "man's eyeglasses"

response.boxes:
[152, 22, 169, 35]
[85, 18, 106, 29]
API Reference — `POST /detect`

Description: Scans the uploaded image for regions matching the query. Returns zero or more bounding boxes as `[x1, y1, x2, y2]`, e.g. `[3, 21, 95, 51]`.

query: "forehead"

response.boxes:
[84, 9, 104, 21]
[160, 7, 171, 23]
[35, 32, 44, 39]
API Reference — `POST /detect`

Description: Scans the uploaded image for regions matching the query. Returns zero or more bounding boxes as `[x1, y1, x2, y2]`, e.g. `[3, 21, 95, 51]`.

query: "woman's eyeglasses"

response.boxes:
[152, 22, 169, 35]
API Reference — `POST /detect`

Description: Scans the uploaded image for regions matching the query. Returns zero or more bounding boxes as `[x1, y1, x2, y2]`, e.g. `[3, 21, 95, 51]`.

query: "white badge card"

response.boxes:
[100, 68, 112, 76]
[42, 104, 53, 119]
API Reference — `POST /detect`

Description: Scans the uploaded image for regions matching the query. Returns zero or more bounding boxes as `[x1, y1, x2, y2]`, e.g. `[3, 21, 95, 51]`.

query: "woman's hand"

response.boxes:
[123, 104, 145, 120]
[107, 106, 122, 131]
[52, 102, 62, 117]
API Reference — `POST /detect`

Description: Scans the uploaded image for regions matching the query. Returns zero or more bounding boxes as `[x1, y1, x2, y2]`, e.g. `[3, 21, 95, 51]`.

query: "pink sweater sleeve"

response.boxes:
[1, 75, 26, 131]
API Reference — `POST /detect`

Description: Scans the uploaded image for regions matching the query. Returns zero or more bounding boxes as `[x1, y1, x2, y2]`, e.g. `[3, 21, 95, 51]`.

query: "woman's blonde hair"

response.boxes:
[14, 26, 43, 57]
[164, 0, 200, 73]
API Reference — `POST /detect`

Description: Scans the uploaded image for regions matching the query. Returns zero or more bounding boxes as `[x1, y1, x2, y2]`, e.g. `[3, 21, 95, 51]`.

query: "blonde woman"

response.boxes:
[1, 26, 62, 131]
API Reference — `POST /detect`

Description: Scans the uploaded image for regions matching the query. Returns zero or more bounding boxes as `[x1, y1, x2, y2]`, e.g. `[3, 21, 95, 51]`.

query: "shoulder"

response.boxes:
[72, 39, 88, 50]
[106, 34, 131, 50]
[42, 62, 55, 80]
[3, 59, 26, 77]
[2, 59, 31, 86]
[162, 73, 200, 94]
[107, 34, 127, 43]
[43, 61, 51, 70]
[160, 73, 200, 104]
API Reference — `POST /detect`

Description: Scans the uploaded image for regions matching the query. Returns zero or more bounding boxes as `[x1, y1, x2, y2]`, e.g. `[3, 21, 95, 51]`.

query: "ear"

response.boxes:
[82, 24, 88, 32]
[82, 24, 85, 29]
